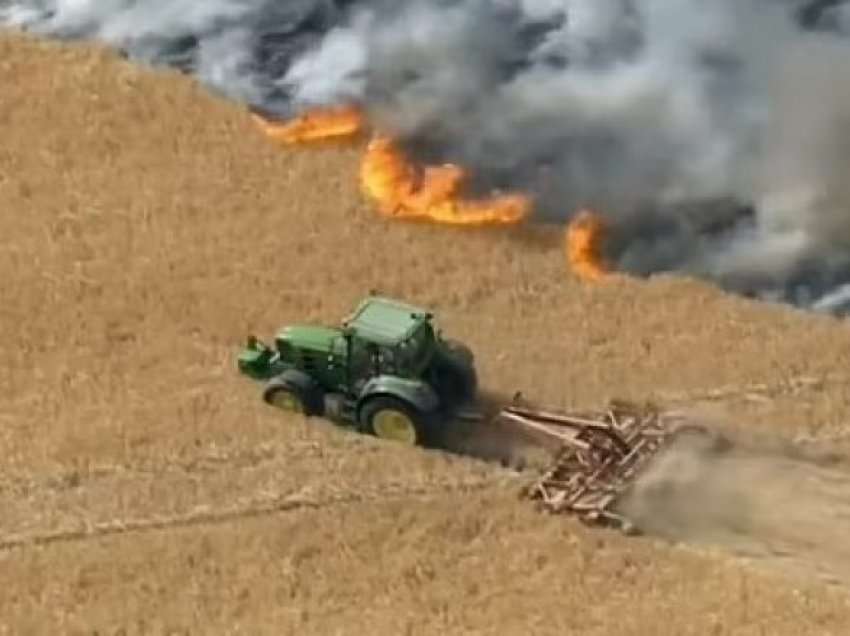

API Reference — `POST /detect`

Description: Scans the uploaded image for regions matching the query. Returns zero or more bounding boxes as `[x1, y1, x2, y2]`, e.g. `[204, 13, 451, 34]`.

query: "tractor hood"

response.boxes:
[275, 324, 342, 353]
[237, 335, 276, 380]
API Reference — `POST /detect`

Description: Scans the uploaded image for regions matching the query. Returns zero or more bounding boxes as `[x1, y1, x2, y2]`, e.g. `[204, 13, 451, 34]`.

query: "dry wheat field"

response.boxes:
[5, 30, 850, 635]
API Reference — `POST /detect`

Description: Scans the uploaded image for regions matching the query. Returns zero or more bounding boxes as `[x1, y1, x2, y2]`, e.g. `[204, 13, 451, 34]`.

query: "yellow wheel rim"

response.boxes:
[270, 389, 303, 413]
[372, 409, 418, 445]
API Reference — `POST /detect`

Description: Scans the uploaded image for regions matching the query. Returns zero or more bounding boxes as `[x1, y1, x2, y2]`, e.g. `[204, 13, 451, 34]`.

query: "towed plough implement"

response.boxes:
[491, 394, 728, 534]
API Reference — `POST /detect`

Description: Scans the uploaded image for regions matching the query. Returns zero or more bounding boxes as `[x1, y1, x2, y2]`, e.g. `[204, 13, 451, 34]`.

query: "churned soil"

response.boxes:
[2, 30, 850, 635]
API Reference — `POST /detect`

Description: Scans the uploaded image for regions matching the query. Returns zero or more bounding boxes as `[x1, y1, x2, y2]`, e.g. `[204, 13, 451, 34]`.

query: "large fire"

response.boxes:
[250, 106, 614, 277]
[251, 105, 530, 226]
[566, 209, 610, 281]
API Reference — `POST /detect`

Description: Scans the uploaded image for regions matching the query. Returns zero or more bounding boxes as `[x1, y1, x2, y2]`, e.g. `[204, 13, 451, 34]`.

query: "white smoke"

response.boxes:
[3, 0, 254, 43]
[282, 23, 367, 108]
[3, 0, 850, 310]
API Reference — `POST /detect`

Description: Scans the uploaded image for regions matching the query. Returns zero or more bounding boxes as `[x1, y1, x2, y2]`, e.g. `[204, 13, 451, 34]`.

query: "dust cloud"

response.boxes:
[617, 424, 850, 587]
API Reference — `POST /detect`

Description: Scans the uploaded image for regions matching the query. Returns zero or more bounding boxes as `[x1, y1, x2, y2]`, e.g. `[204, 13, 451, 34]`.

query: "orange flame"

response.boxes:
[251, 106, 530, 226]
[359, 135, 530, 226]
[251, 104, 365, 145]
[566, 209, 610, 281]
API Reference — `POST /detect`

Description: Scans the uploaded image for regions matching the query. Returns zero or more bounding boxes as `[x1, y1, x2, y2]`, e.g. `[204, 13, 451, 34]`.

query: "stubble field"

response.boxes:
[3, 31, 850, 635]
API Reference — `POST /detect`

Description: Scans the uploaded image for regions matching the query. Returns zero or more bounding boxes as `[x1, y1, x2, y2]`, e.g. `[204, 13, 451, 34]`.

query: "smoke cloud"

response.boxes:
[4, 0, 850, 311]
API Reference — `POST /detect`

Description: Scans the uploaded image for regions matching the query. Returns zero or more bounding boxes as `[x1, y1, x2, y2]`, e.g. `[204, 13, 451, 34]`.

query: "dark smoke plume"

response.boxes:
[4, 0, 850, 313]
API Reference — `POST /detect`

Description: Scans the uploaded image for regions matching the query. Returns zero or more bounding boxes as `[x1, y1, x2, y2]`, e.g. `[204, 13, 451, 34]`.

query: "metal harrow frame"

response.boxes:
[495, 395, 704, 533]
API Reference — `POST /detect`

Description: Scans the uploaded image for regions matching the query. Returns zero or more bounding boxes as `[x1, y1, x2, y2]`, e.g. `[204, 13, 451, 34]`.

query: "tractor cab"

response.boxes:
[341, 296, 438, 380]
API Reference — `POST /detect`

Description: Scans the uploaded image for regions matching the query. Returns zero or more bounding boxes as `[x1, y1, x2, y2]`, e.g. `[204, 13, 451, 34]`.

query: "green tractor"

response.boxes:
[237, 295, 479, 447]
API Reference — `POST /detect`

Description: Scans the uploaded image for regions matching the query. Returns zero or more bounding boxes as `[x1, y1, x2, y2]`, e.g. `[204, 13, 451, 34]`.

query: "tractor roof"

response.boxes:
[343, 296, 432, 346]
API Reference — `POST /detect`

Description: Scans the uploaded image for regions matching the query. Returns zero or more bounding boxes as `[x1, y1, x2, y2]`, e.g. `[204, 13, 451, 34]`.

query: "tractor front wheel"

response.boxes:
[360, 397, 427, 447]
[262, 374, 324, 417]
[263, 384, 306, 414]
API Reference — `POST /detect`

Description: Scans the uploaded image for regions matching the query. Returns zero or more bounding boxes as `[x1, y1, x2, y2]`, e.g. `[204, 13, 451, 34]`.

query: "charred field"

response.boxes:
[4, 2, 850, 633]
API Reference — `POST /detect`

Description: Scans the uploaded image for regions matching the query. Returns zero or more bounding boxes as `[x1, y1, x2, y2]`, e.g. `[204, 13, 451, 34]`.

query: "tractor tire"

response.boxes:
[360, 396, 429, 447]
[262, 371, 324, 417]
[431, 346, 478, 408]
[443, 338, 474, 364]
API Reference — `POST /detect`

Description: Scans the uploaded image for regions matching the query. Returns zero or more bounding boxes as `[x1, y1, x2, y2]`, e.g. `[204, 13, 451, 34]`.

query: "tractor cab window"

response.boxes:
[377, 346, 397, 374]
[400, 322, 435, 372]
[397, 340, 414, 374]
[348, 338, 373, 379]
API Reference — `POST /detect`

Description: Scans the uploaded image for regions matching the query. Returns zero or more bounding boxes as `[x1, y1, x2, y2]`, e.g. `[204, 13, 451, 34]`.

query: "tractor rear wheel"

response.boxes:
[432, 353, 477, 409]
[421, 341, 477, 413]
[360, 397, 427, 446]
